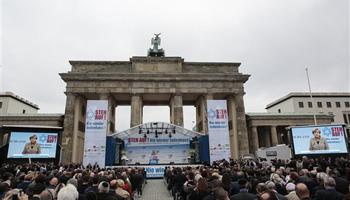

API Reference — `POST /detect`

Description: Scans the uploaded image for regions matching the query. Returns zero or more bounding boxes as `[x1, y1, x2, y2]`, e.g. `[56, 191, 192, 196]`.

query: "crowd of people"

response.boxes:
[1, 156, 350, 200]
[0, 163, 146, 200]
[164, 156, 350, 200]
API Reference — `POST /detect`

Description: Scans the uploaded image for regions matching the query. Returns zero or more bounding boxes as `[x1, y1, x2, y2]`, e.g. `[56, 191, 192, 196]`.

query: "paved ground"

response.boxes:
[136, 179, 173, 200]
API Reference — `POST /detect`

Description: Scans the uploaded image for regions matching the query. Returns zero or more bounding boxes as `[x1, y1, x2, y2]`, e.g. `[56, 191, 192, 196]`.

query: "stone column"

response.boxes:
[61, 93, 76, 163]
[265, 130, 271, 147]
[72, 95, 82, 163]
[286, 131, 291, 145]
[130, 94, 143, 127]
[170, 94, 184, 126]
[270, 126, 278, 146]
[99, 93, 116, 134]
[234, 93, 249, 155]
[251, 126, 259, 153]
[227, 95, 239, 159]
[195, 94, 213, 134]
[0, 132, 4, 147]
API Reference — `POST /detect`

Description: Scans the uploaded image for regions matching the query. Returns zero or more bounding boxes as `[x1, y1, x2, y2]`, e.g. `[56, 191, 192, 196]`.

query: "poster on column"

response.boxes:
[83, 100, 108, 167]
[207, 100, 231, 163]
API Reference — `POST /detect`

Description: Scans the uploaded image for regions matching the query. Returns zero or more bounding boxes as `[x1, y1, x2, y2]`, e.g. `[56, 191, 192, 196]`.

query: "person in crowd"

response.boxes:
[313, 176, 344, 200]
[47, 176, 58, 190]
[17, 174, 33, 192]
[215, 187, 230, 200]
[221, 173, 234, 196]
[329, 169, 350, 194]
[130, 169, 144, 197]
[39, 189, 54, 200]
[77, 174, 90, 194]
[115, 179, 130, 200]
[120, 173, 132, 198]
[309, 128, 329, 151]
[183, 171, 196, 198]
[229, 179, 256, 200]
[57, 184, 79, 200]
[284, 183, 298, 200]
[22, 134, 41, 154]
[85, 176, 99, 194]
[344, 184, 350, 200]
[295, 183, 310, 200]
[256, 183, 268, 198]
[96, 181, 118, 200]
[188, 177, 210, 200]
[265, 181, 288, 200]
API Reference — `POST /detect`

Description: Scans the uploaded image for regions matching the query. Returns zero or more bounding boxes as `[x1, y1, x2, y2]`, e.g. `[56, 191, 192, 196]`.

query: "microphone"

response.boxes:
[317, 141, 319, 145]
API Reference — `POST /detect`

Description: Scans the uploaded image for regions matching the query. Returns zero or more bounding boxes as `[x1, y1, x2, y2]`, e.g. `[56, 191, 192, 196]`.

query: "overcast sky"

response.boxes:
[1, 0, 349, 131]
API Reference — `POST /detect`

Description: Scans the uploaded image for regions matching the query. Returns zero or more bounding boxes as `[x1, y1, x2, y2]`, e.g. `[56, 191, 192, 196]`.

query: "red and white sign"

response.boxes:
[83, 100, 108, 167]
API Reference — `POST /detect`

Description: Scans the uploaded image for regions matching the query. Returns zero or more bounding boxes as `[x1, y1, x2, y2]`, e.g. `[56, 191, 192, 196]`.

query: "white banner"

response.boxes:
[110, 165, 203, 178]
[83, 100, 108, 167]
[125, 130, 191, 164]
[207, 100, 231, 163]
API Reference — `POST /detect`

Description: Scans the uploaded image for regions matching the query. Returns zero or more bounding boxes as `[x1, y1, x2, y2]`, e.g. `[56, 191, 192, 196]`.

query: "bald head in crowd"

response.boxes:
[296, 183, 310, 200]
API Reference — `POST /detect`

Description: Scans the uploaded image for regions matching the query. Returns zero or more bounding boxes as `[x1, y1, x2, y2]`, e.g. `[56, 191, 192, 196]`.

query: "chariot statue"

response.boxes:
[147, 33, 165, 57]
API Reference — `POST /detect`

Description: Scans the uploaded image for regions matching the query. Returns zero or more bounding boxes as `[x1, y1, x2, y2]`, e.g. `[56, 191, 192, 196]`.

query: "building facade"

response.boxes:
[0, 92, 39, 114]
[0, 93, 63, 148]
[265, 92, 350, 125]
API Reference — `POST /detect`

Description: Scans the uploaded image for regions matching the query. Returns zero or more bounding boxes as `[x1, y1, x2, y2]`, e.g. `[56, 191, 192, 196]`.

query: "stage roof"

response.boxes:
[110, 122, 205, 140]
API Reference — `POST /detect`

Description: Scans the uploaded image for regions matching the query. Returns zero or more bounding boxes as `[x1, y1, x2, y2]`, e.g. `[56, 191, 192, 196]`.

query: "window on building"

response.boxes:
[317, 102, 322, 108]
[336, 102, 341, 108]
[298, 102, 304, 108]
[345, 102, 350, 108]
[308, 102, 313, 108]
[278, 109, 281, 113]
[326, 102, 332, 108]
[22, 109, 26, 114]
[344, 114, 349, 124]
[0, 102, 2, 109]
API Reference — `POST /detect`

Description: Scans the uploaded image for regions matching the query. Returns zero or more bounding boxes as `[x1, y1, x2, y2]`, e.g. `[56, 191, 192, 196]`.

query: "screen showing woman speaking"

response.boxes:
[291, 125, 348, 155]
[7, 132, 58, 158]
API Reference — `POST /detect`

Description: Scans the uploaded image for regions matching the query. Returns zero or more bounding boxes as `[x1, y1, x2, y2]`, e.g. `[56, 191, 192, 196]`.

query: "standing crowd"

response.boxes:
[164, 156, 350, 200]
[0, 163, 145, 200]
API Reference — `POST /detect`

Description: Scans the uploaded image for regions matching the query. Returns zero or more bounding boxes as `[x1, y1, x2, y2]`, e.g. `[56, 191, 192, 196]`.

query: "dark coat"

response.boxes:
[313, 188, 344, 200]
[334, 176, 349, 194]
[230, 192, 257, 200]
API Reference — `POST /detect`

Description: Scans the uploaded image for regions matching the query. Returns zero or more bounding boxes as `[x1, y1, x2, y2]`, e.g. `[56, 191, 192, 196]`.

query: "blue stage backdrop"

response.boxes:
[124, 132, 191, 165]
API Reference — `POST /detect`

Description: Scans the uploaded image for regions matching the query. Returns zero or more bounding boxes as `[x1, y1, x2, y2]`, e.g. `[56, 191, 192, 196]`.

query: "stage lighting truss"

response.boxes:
[138, 122, 176, 138]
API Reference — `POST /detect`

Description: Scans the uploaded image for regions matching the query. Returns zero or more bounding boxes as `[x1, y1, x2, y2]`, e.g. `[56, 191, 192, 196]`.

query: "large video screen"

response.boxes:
[291, 125, 348, 155]
[7, 132, 58, 158]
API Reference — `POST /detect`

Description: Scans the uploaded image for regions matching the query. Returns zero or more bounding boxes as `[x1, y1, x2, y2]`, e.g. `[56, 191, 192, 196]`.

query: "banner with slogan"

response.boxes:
[83, 100, 108, 167]
[125, 131, 191, 165]
[110, 164, 202, 178]
[207, 100, 231, 163]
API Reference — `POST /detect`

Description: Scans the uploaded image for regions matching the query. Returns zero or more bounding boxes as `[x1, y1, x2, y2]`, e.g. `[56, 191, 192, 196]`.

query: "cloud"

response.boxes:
[1, 0, 348, 131]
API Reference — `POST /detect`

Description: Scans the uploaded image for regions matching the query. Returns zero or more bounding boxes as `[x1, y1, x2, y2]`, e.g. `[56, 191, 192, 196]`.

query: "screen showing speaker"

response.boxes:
[291, 125, 348, 155]
[7, 132, 58, 158]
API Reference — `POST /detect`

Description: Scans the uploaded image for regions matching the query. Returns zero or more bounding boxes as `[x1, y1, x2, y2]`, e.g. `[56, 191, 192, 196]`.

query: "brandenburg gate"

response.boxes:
[59, 35, 251, 163]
